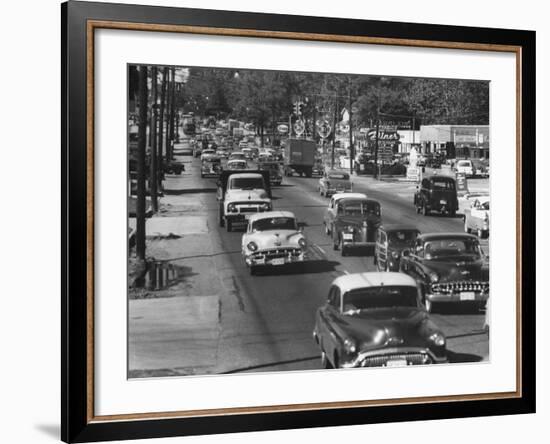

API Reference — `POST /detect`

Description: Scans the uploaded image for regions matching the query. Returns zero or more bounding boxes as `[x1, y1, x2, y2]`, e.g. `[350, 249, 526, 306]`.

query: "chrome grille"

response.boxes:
[251, 248, 302, 260]
[431, 281, 489, 294]
[360, 353, 432, 367]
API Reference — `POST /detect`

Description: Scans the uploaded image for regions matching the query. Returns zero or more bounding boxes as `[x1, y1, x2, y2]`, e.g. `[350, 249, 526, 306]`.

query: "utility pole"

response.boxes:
[136, 65, 148, 261]
[168, 67, 176, 159]
[348, 77, 354, 176]
[331, 92, 338, 169]
[150, 67, 158, 212]
[158, 67, 168, 166]
[374, 107, 380, 179]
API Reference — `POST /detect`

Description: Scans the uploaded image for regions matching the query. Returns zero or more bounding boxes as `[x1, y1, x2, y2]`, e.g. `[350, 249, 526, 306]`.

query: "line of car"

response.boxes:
[212, 162, 489, 370]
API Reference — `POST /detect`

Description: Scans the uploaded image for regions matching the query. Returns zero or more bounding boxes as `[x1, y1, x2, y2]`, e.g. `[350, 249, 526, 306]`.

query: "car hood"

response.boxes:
[341, 307, 436, 350]
[244, 229, 304, 251]
[423, 257, 488, 282]
[226, 189, 269, 202]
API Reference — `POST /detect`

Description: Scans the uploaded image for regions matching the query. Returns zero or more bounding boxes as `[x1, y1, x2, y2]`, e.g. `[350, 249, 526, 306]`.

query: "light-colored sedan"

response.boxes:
[241, 211, 307, 275]
[464, 196, 490, 238]
[319, 170, 353, 197]
[226, 159, 248, 170]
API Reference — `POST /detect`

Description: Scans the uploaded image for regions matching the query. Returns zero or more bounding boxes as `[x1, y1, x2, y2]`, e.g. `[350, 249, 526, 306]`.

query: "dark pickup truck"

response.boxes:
[414, 175, 458, 217]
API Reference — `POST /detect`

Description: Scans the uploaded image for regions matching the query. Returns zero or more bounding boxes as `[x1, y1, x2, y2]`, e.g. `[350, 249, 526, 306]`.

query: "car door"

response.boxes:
[324, 197, 336, 230]
[318, 286, 339, 354]
[468, 200, 483, 230]
[377, 229, 388, 270]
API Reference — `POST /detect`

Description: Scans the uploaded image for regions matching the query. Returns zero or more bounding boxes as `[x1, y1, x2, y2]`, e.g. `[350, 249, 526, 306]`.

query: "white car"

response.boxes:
[228, 151, 246, 161]
[241, 211, 307, 275]
[464, 195, 490, 238]
[200, 149, 216, 161]
[455, 159, 474, 177]
[226, 159, 248, 170]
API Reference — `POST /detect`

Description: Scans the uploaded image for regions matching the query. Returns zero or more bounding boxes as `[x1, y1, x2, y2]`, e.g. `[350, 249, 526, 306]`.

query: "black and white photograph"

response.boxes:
[127, 65, 491, 378]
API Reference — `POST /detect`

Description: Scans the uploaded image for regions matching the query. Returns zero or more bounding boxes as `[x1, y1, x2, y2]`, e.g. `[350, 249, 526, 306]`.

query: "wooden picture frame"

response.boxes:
[62, 1, 535, 442]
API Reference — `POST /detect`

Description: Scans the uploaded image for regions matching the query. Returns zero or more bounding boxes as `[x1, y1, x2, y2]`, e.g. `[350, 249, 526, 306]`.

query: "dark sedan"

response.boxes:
[313, 272, 448, 369]
[399, 233, 489, 313]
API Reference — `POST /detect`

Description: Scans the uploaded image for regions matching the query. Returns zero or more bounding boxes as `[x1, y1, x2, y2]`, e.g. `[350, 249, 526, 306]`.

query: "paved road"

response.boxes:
[129, 157, 489, 376]
[201, 159, 487, 373]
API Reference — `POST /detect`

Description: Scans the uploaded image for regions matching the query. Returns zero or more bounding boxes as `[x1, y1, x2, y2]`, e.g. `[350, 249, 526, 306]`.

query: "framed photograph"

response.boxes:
[62, 1, 535, 442]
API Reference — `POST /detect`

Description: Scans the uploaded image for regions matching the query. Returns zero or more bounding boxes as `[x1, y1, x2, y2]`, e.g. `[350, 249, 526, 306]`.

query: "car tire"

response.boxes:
[425, 298, 433, 313]
[249, 265, 257, 276]
[324, 223, 331, 236]
[464, 218, 470, 233]
[340, 236, 347, 256]
[478, 228, 487, 239]
[449, 210, 456, 217]
[321, 350, 332, 369]
[226, 219, 232, 232]
[219, 211, 224, 227]
[333, 233, 339, 251]
[422, 204, 429, 216]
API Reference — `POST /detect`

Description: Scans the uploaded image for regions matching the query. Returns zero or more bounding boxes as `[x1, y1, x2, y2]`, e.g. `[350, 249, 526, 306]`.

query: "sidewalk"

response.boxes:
[128, 162, 225, 377]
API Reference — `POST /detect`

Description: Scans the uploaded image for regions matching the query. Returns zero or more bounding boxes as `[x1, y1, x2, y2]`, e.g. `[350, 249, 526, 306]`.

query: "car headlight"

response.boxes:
[343, 338, 356, 354]
[298, 237, 307, 249]
[429, 272, 439, 283]
[429, 332, 446, 347]
[227, 203, 237, 212]
[261, 203, 271, 211]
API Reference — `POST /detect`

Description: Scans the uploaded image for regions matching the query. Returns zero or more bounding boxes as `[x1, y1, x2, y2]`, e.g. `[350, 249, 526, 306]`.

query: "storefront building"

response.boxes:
[419, 125, 490, 159]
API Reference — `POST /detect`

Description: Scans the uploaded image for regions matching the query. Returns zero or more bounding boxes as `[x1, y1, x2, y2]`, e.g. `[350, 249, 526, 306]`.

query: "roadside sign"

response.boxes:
[406, 166, 420, 182]
[317, 120, 331, 139]
[293, 119, 305, 136]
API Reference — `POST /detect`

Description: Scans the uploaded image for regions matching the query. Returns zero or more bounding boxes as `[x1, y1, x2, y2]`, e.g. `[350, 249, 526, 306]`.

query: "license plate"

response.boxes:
[440, 199, 447, 204]
[460, 291, 476, 301]
[386, 359, 407, 367]
[271, 258, 285, 266]
[343, 233, 353, 240]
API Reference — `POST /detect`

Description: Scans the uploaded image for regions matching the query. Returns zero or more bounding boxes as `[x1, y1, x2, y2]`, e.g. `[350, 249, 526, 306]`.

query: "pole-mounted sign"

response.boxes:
[293, 118, 305, 136]
[317, 120, 331, 139]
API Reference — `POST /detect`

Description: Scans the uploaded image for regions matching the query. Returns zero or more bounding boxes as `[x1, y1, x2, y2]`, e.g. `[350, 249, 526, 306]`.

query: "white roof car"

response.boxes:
[246, 210, 295, 224]
[332, 272, 417, 295]
[331, 192, 367, 203]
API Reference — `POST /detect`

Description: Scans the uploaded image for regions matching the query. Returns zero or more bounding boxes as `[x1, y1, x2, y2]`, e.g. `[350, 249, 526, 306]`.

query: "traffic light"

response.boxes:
[293, 101, 303, 116]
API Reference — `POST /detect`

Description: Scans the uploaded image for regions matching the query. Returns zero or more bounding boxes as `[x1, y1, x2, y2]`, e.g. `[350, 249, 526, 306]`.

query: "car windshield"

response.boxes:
[252, 217, 296, 232]
[230, 154, 245, 160]
[388, 230, 419, 243]
[431, 179, 455, 190]
[343, 286, 418, 313]
[341, 201, 379, 216]
[423, 238, 481, 259]
[229, 177, 264, 189]
[328, 173, 349, 180]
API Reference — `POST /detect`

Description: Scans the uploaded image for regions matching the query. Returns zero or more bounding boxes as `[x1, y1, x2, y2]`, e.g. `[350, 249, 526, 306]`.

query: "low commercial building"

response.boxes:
[420, 125, 490, 159]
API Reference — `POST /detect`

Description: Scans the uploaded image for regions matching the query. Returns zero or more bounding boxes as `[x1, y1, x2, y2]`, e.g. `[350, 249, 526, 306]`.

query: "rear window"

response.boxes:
[328, 172, 350, 180]
[230, 177, 264, 189]
[431, 179, 455, 190]
[340, 201, 380, 216]
[457, 161, 471, 167]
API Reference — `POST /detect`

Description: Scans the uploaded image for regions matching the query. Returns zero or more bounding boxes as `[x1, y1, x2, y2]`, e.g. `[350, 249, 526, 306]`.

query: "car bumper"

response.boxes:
[341, 232, 375, 247]
[326, 188, 352, 195]
[341, 347, 448, 368]
[426, 291, 489, 303]
[245, 252, 305, 266]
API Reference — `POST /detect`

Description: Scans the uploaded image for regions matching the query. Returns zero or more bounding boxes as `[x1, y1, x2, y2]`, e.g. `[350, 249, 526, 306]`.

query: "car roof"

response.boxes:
[418, 232, 479, 241]
[227, 172, 262, 179]
[379, 224, 420, 233]
[332, 193, 367, 202]
[333, 272, 417, 294]
[247, 210, 295, 223]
